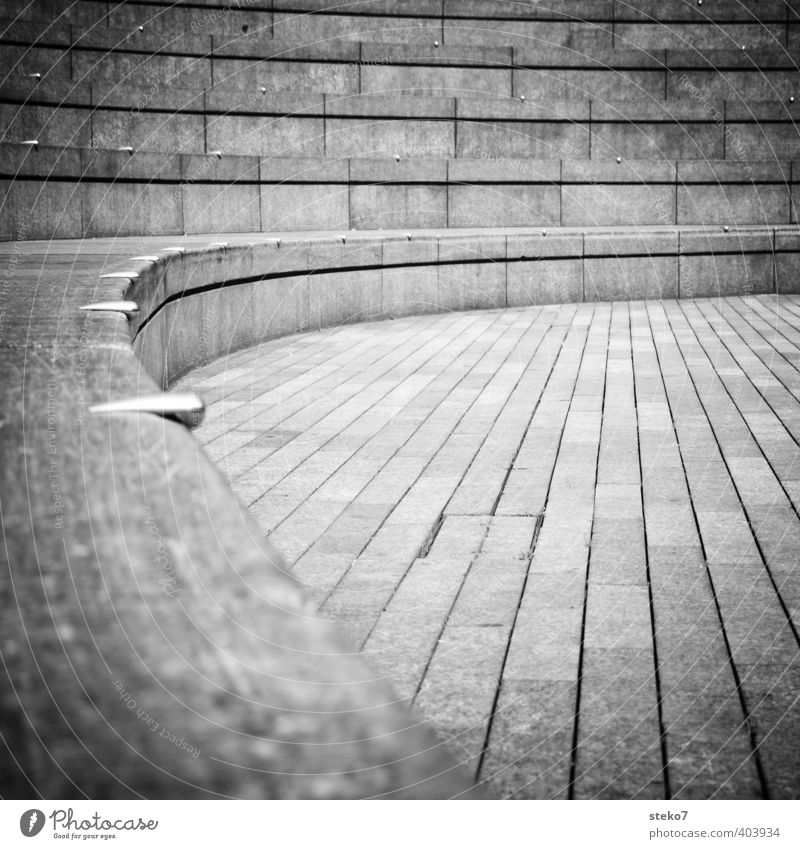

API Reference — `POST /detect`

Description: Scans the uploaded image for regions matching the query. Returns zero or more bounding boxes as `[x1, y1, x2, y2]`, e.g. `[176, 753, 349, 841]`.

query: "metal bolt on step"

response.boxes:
[89, 392, 205, 428]
[79, 301, 139, 316]
[100, 271, 140, 280]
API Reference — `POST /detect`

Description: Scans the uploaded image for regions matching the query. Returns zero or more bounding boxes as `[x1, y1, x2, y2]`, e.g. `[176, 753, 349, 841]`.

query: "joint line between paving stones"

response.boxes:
[193, 314, 435, 447]
[407, 303, 592, 786]
[203, 310, 458, 460]
[486, 305, 586, 517]
[473, 513, 544, 786]
[761, 293, 800, 325]
[197, 314, 443, 459]
[269, 309, 514, 578]
[706, 296, 800, 429]
[299, 308, 527, 583]
[401, 309, 588, 716]
[646, 300, 774, 798]
[723, 295, 800, 393]
[356, 305, 576, 664]
[629, 302, 672, 800]
[338, 305, 566, 620]
[745, 293, 800, 355]
[567, 301, 611, 800]
[722, 295, 800, 385]
[418, 512, 445, 559]
[642, 299, 769, 799]
[470, 303, 604, 786]
[230, 311, 471, 484]
[674, 298, 800, 643]
[726, 294, 800, 370]
[676, 298, 800, 622]
[254, 310, 495, 530]
[474, 305, 610, 797]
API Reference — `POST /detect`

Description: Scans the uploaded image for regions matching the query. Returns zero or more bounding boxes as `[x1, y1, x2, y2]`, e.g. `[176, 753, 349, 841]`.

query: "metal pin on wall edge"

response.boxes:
[89, 392, 205, 428]
[79, 301, 139, 316]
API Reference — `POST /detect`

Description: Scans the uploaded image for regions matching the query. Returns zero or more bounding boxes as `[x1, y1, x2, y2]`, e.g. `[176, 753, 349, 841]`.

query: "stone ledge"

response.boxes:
[80, 225, 795, 385]
[5, 145, 799, 239]
[6, 74, 800, 124]
[0, 233, 488, 799]
[6, 36, 800, 77]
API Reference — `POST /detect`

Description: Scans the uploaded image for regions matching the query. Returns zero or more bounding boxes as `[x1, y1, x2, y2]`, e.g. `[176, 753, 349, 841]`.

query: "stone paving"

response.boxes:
[178, 295, 800, 800]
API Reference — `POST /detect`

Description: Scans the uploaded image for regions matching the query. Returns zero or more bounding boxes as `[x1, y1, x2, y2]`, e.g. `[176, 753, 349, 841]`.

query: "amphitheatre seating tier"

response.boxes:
[4, 33, 800, 101]
[3, 1, 800, 49]
[3, 0, 800, 801]
[2, 77, 799, 160]
[2, 142, 798, 237]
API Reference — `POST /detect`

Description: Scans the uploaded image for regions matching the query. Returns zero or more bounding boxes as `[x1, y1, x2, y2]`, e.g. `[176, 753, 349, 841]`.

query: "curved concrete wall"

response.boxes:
[0, 241, 483, 799]
[123, 227, 800, 389]
[4, 0, 800, 800]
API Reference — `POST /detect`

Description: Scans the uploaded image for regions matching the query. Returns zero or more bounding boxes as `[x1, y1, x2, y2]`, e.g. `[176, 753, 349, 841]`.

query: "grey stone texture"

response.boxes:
[4, 0, 800, 803]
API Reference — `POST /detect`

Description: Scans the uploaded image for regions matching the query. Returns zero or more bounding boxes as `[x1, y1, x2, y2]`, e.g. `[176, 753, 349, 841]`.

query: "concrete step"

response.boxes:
[4, 13, 791, 54]
[5, 0, 795, 29]
[3, 72, 798, 160]
[5, 70, 799, 124]
[3, 1, 796, 50]
[5, 28, 798, 69]
[4, 36, 800, 107]
[2, 141, 798, 237]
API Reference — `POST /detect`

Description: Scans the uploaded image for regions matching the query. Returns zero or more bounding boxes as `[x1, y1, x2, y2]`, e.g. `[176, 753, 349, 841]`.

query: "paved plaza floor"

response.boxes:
[179, 296, 800, 799]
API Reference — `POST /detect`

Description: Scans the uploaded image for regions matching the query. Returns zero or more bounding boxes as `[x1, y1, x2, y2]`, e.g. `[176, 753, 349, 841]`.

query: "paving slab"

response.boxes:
[186, 296, 800, 798]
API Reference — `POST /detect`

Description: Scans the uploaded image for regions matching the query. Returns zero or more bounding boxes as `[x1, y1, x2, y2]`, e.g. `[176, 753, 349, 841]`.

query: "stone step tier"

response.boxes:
[2, 142, 797, 238]
[2, 76, 798, 160]
[4, 33, 800, 102]
[3, 0, 800, 49]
